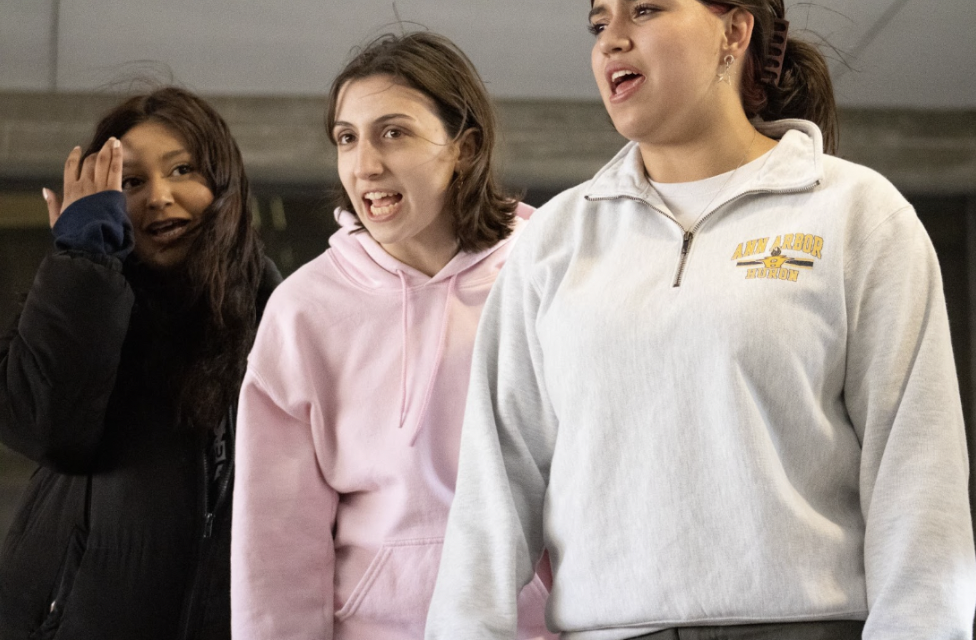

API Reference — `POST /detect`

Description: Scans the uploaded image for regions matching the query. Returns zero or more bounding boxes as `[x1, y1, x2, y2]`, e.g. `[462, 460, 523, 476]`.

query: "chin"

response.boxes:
[613, 115, 668, 146]
[135, 250, 190, 273]
[604, 106, 640, 139]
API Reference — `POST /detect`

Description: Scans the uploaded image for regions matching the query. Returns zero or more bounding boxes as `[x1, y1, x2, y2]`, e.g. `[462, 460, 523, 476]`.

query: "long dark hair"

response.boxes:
[703, 0, 838, 153]
[84, 87, 264, 429]
[325, 31, 519, 253]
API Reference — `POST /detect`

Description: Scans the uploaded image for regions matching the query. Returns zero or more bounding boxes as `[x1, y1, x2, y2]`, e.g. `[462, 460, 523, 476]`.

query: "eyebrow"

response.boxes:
[122, 148, 190, 168]
[588, 4, 607, 20]
[333, 113, 415, 130]
[589, 0, 640, 21]
[160, 148, 190, 161]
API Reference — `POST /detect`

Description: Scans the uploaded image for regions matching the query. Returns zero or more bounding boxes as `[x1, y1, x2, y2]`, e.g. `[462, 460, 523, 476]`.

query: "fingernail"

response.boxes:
[41, 188, 50, 202]
[111, 138, 121, 148]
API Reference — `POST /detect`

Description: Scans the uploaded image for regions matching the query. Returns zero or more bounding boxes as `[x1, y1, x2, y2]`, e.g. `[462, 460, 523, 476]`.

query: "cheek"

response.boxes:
[187, 185, 215, 217]
[423, 158, 456, 204]
[590, 46, 605, 90]
[123, 194, 142, 225]
[335, 156, 358, 202]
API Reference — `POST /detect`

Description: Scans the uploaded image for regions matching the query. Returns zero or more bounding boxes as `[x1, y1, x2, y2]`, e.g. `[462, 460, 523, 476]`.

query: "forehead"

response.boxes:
[120, 121, 191, 161]
[335, 75, 440, 124]
[591, 0, 686, 16]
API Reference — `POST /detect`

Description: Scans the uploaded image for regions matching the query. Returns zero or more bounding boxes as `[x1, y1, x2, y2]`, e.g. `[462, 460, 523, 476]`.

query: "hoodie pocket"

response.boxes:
[31, 525, 88, 640]
[335, 537, 443, 624]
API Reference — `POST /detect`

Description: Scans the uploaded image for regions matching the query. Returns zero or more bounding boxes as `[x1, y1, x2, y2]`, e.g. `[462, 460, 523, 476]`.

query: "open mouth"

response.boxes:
[145, 218, 191, 242]
[363, 191, 403, 219]
[610, 69, 645, 97]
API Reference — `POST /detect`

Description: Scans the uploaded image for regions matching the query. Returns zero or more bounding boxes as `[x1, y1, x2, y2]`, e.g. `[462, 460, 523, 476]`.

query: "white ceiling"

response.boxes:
[1, 0, 974, 108]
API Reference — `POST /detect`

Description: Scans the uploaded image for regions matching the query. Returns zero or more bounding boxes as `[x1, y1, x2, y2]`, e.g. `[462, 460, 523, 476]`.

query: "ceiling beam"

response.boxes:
[0, 91, 973, 195]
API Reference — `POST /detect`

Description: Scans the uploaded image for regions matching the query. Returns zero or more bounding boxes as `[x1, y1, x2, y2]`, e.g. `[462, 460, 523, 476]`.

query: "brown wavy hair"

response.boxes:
[84, 86, 265, 429]
[702, 0, 838, 153]
[325, 31, 518, 253]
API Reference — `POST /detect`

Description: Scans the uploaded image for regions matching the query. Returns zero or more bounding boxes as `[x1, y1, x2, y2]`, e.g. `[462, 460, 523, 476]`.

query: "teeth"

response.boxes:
[612, 70, 637, 82]
[365, 191, 399, 200]
[148, 219, 187, 232]
[146, 219, 189, 240]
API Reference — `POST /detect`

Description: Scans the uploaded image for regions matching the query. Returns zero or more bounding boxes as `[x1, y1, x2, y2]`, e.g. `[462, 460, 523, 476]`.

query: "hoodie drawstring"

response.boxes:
[408, 274, 457, 446]
[397, 270, 409, 429]
[396, 271, 458, 447]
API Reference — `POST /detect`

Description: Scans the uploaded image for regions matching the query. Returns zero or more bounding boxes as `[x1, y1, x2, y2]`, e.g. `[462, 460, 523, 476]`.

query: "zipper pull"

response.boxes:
[204, 513, 214, 539]
[681, 231, 693, 255]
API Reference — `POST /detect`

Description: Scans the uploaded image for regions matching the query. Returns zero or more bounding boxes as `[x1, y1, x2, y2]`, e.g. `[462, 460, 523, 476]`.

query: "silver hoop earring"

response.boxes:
[717, 55, 735, 85]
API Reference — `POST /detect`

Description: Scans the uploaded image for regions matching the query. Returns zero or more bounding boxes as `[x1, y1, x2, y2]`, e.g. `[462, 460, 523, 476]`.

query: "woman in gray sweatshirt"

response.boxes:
[425, 0, 976, 638]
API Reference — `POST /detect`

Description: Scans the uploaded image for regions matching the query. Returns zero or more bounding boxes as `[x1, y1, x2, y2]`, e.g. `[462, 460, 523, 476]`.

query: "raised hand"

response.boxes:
[43, 137, 123, 228]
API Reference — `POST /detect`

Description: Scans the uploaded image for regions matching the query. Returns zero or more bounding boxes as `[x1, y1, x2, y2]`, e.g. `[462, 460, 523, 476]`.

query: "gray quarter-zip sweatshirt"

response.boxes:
[425, 120, 976, 640]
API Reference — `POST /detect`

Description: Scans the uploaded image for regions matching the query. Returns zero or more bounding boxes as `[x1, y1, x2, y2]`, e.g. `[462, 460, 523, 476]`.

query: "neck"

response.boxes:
[388, 245, 459, 277]
[381, 233, 459, 277]
[638, 110, 777, 184]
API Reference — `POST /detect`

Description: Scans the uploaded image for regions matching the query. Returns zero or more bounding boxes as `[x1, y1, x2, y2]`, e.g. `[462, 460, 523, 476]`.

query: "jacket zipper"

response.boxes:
[178, 407, 236, 640]
[588, 181, 821, 288]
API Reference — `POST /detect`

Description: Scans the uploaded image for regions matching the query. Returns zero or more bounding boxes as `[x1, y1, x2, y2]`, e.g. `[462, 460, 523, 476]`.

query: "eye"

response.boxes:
[633, 3, 658, 18]
[382, 127, 404, 140]
[587, 21, 606, 36]
[121, 176, 143, 191]
[335, 131, 356, 145]
[172, 163, 195, 177]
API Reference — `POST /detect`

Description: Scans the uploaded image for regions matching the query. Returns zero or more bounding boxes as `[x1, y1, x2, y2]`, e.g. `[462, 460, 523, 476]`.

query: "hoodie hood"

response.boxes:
[327, 204, 530, 289]
[325, 204, 531, 445]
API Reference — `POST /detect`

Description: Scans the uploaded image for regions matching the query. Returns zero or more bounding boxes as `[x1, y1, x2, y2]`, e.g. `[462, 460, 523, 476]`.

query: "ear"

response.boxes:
[454, 128, 480, 173]
[721, 7, 755, 59]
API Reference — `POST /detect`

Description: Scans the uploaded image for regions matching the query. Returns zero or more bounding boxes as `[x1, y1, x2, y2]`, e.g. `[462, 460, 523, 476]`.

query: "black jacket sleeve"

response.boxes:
[0, 193, 135, 473]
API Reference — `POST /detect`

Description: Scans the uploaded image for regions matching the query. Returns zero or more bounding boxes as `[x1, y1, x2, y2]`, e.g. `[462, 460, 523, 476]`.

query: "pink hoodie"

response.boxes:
[231, 206, 553, 639]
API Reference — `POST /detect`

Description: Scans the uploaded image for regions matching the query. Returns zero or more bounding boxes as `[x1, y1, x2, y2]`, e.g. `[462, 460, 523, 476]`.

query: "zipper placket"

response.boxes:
[585, 193, 692, 287]
[672, 209, 722, 288]
[672, 183, 821, 287]
[178, 435, 211, 640]
[588, 181, 821, 289]
[179, 407, 235, 640]
[202, 441, 213, 538]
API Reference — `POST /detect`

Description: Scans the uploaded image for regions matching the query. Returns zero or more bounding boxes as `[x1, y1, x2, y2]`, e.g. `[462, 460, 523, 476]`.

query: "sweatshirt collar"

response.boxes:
[584, 118, 825, 206]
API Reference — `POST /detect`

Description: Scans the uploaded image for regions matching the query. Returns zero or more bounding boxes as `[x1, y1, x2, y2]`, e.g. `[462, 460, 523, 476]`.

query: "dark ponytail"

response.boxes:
[759, 36, 838, 154]
[705, 0, 839, 153]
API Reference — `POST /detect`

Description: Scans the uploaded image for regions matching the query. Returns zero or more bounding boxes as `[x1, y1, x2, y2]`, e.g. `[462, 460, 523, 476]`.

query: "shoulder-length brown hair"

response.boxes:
[84, 86, 265, 429]
[325, 31, 518, 253]
[702, 0, 838, 153]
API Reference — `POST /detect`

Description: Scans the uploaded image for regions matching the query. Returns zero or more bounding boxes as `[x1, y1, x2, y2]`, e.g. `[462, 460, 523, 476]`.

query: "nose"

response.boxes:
[146, 177, 173, 210]
[598, 17, 632, 54]
[353, 139, 384, 179]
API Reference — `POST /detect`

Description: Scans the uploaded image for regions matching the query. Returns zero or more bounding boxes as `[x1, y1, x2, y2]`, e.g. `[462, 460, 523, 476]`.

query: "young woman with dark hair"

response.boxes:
[0, 86, 280, 640]
[231, 31, 552, 640]
[426, 1, 976, 638]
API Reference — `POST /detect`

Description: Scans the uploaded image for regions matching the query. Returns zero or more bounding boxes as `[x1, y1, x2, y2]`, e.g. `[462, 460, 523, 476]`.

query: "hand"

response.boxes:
[43, 137, 123, 228]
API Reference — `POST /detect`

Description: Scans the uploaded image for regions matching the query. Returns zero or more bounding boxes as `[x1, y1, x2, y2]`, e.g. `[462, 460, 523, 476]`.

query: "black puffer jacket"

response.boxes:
[0, 192, 280, 640]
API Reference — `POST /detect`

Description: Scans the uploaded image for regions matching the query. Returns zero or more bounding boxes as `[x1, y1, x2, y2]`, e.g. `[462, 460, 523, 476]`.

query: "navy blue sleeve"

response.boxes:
[52, 191, 134, 260]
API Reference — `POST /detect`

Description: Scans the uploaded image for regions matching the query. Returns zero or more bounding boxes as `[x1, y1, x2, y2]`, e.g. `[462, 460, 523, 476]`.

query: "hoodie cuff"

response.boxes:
[52, 191, 134, 260]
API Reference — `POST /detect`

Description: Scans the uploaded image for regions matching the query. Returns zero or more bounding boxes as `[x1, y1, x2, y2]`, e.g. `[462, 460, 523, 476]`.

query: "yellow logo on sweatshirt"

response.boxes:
[731, 234, 823, 282]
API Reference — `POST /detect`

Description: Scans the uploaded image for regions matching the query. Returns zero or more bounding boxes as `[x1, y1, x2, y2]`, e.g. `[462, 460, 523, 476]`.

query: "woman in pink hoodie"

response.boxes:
[230, 31, 553, 639]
